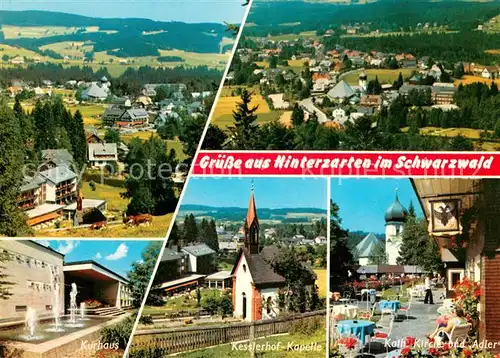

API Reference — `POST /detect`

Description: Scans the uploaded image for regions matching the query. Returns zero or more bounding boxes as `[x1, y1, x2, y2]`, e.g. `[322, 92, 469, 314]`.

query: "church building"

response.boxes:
[385, 194, 409, 265]
[231, 188, 286, 321]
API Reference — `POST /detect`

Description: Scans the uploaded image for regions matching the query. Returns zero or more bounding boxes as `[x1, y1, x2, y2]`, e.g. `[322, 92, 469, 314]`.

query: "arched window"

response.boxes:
[242, 264, 247, 272]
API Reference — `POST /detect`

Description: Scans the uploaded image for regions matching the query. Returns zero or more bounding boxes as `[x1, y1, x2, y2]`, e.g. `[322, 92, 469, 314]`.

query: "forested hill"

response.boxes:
[0, 10, 231, 55]
[246, 0, 500, 35]
[178, 204, 326, 222]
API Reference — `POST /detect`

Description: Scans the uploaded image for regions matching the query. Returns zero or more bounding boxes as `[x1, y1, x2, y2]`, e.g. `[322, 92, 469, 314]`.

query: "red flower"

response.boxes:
[405, 336, 416, 347]
[463, 348, 472, 357]
[428, 336, 435, 343]
[428, 347, 440, 356]
[401, 346, 410, 355]
[441, 343, 450, 351]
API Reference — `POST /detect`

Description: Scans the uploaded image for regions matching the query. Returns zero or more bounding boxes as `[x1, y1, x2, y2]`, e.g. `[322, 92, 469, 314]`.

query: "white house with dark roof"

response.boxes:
[181, 244, 216, 274]
[355, 232, 384, 265]
[81, 82, 109, 101]
[327, 80, 356, 103]
[117, 108, 149, 128]
[88, 143, 118, 168]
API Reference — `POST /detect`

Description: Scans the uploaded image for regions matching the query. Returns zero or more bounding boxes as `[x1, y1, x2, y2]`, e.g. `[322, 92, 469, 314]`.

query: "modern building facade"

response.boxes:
[0, 241, 132, 321]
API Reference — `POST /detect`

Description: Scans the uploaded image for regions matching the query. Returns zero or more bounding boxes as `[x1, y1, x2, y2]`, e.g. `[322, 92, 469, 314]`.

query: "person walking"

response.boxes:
[424, 274, 434, 304]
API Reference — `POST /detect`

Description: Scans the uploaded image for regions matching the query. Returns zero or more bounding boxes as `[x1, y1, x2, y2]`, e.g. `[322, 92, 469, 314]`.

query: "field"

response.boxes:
[66, 104, 106, 125]
[211, 95, 273, 128]
[279, 111, 293, 127]
[35, 213, 173, 238]
[314, 269, 327, 298]
[118, 132, 187, 161]
[0, 44, 50, 61]
[454, 75, 500, 87]
[220, 85, 261, 97]
[342, 68, 416, 85]
[40, 41, 93, 58]
[265, 31, 319, 41]
[81, 181, 128, 212]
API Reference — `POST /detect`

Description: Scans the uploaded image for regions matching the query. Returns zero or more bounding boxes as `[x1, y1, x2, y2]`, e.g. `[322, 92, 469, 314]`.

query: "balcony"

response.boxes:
[56, 182, 75, 192]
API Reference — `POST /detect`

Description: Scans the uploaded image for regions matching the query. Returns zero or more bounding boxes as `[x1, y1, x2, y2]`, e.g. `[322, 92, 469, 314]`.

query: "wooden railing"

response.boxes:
[131, 310, 325, 355]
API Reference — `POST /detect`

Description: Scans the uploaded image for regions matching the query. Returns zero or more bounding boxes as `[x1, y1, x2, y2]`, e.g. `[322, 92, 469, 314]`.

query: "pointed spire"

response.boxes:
[246, 182, 258, 229]
[245, 182, 260, 254]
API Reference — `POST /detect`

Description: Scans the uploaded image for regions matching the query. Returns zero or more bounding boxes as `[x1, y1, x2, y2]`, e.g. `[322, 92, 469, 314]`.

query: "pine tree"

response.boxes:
[168, 221, 180, 247]
[368, 242, 387, 264]
[183, 214, 198, 243]
[0, 101, 32, 236]
[229, 89, 259, 149]
[71, 110, 88, 169]
[491, 82, 499, 96]
[291, 103, 304, 127]
[122, 137, 177, 216]
[104, 128, 121, 144]
[330, 200, 353, 291]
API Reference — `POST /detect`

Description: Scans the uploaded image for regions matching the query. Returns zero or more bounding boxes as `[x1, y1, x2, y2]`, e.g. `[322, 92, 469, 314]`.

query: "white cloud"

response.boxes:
[57, 241, 79, 255]
[35, 240, 50, 247]
[95, 252, 102, 259]
[105, 243, 128, 261]
[136, 259, 144, 264]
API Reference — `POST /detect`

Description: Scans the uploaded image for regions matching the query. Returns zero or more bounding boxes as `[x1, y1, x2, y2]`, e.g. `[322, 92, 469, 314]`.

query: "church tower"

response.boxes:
[384, 192, 408, 265]
[359, 71, 368, 93]
[244, 185, 260, 255]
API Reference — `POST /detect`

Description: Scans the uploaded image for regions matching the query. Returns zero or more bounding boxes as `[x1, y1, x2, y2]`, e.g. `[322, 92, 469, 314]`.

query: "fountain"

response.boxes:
[80, 302, 88, 320]
[69, 283, 78, 324]
[66, 283, 85, 328]
[24, 307, 38, 339]
[45, 266, 65, 333]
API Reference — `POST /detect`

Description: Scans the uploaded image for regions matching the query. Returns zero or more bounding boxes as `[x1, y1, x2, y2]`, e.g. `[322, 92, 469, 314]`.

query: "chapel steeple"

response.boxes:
[244, 183, 260, 254]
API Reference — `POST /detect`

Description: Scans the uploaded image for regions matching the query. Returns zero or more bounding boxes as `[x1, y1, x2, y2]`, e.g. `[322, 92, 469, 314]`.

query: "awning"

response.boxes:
[27, 211, 60, 226]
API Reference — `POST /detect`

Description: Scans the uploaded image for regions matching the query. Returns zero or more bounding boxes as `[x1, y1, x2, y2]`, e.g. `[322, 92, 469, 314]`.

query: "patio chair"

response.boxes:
[369, 315, 394, 354]
[437, 323, 471, 346]
[399, 298, 412, 320]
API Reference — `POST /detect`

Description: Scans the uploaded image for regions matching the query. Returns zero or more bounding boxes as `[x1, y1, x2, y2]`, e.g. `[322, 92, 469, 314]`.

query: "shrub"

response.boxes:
[89, 180, 97, 191]
[139, 315, 153, 325]
[100, 316, 134, 350]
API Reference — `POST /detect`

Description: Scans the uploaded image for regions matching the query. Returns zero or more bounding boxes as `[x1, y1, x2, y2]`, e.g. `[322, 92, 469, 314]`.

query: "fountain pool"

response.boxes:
[0, 316, 111, 344]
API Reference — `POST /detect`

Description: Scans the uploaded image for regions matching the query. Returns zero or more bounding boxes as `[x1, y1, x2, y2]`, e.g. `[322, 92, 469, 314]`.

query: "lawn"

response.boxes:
[119, 133, 186, 161]
[81, 180, 128, 212]
[65, 103, 106, 125]
[177, 327, 326, 358]
[401, 126, 494, 140]
[212, 95, 273, 128]
[214, 111, 283, 129]
[454, 75, 500, 87]
[343, 68, 416, 85]
[35, 213, 173, 238]
[220, 85, 261, 97]
[142, 288, 222, 314]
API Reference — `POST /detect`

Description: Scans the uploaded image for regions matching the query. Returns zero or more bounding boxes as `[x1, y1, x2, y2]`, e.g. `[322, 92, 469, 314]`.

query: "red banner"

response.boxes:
[192, 151, 500, 177]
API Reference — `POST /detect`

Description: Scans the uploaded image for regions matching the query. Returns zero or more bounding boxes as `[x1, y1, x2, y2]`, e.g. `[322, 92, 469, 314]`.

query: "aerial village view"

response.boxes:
[129, 178, 328, 357]
[203, 0, 500, 152]
[0, 240, 162, 357]
[0, 2, 244, 238]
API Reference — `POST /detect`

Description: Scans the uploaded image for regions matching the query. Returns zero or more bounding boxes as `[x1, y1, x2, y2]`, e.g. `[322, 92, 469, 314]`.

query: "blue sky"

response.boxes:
[1, 0, 246, 23]
[35, 240, 153, 277]
[181, 177, 328, 209]
[330, 178, 422, 234]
